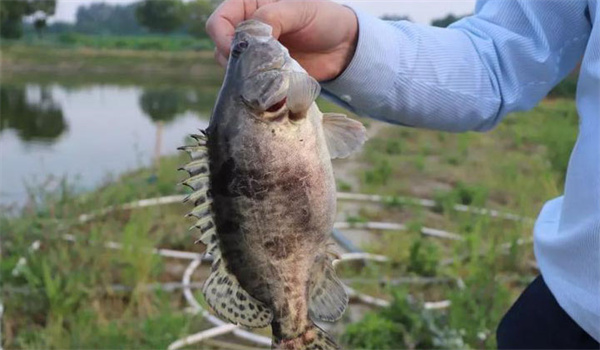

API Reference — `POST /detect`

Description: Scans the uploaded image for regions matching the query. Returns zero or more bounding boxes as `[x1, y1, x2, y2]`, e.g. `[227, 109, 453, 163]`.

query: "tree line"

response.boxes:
[0, 0, 216, 39]
[0, 0, 56, 38]
[1, 0, 470, 40]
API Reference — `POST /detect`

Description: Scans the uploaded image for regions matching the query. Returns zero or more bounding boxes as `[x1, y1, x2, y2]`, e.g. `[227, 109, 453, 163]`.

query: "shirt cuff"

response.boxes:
[321, 8, 402, 114]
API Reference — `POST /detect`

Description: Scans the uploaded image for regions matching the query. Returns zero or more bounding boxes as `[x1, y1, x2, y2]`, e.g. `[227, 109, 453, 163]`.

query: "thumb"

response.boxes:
[252, 1, 315, 39]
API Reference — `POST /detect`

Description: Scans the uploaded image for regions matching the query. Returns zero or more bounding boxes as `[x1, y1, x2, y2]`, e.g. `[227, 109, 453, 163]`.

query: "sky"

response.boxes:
[53, 0, 476, 25]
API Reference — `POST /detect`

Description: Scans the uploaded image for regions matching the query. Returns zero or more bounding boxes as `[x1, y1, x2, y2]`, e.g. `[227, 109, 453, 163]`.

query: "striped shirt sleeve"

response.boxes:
[321, 0, 590, 132]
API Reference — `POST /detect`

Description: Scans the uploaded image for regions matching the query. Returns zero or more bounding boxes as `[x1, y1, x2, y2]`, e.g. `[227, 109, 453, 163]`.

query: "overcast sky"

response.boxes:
[54, 0, 476, 24]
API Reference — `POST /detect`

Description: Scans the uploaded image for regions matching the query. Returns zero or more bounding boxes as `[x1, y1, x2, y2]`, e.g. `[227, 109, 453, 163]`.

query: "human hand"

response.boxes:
[206, 0, 358, 81]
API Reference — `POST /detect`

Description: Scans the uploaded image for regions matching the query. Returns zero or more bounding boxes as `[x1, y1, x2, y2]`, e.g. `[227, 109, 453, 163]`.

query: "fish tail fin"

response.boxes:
[272, 323, 339, 350]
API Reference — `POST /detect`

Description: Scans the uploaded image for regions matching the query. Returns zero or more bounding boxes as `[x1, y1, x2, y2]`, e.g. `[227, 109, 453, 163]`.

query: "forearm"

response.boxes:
[322, 1, 590, 132]
[321, 10, 502, 132]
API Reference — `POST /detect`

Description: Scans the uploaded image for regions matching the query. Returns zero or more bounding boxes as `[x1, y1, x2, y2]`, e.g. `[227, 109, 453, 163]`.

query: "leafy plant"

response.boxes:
[343, 312, 401, 349]
[343, 289, 467, 349]
[407, 239, 439, 277]
[363, 160, 393, 186]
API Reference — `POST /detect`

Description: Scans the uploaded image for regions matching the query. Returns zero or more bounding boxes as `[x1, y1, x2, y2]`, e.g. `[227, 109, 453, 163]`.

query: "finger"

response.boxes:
[252, 1, 315, 39]
[214, 49, 228, 67]
[207, 0, 278, 55]
[206, 0, 239, 55]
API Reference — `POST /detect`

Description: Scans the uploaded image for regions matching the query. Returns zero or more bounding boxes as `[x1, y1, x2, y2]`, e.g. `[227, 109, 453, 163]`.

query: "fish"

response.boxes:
[179, 19, 367, 350]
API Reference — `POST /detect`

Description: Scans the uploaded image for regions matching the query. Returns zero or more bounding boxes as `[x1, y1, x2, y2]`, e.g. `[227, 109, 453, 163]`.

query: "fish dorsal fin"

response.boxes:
[179, 131, 273, 328]
[179, 132, 211, 214]
[179, 131, 216, 248]
[308, 249, 348, 322]
[322, 113, 367, 159]
[286, 72, 321, 113]
[202, 255, 274, 328]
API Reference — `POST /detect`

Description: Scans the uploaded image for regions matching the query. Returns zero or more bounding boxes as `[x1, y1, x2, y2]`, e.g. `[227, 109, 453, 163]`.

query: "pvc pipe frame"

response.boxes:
[7, 192, 531, 350]
[77, 192, 533, 224]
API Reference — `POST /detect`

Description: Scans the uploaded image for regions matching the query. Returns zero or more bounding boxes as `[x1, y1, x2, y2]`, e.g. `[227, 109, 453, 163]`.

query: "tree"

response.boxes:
[1, 1, 30, 38]
[0, 0, 55, 39]
[431, 14, 466, 28]
[135, 0, 185, 34]
[75, 2, 145, 36]
[185, 0, 213, 38]
[0, 2, 25, 39]
[29, 0, 56, 38]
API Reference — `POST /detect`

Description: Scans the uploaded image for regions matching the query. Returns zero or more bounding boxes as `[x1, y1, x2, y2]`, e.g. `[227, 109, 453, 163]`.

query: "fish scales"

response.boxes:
[211, 106, 335, 337]
[179, 20, 367, 350]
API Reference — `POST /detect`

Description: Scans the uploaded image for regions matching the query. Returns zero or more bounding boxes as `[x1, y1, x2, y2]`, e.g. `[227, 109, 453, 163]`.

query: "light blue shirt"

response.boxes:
[322, 0, 599, 341]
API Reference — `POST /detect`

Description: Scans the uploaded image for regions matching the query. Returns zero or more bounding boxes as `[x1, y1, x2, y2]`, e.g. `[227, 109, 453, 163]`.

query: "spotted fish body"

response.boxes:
[180, 20, 367, 350]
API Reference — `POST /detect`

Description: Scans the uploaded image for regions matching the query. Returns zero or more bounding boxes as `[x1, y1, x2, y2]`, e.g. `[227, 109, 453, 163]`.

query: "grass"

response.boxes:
[1, 151, 214, 348]
[1, 43, 223, 86]
[337, 98, 577, 348]
[343, 289, 467, 349]
[0, 52, 578, 350]
[5, 33, 213, 52]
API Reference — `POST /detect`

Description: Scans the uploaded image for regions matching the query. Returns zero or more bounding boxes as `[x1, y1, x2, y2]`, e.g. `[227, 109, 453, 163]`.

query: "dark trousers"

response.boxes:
[497, 275, 599, 349]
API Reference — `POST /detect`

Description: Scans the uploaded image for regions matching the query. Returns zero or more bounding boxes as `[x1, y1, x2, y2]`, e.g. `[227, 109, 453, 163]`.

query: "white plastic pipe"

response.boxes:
[336, 192, 533, 223]
[167, 324, 238, 350]
[334, 222, 463, 241]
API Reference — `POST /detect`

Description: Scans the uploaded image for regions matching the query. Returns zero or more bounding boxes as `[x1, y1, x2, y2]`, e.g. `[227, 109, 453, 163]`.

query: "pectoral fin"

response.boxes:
[322, 113, 367, 159]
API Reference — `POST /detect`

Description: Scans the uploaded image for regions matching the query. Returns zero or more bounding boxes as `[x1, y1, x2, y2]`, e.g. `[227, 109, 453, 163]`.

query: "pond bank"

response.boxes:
[1, 44, 223, 85]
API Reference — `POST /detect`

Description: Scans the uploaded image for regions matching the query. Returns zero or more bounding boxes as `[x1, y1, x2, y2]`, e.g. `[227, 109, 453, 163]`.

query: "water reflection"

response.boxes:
[139, 89, 188, 124]
[138, 88, 213, 166]
[0, 85, 68, 142]
[0, 83, 213, 206]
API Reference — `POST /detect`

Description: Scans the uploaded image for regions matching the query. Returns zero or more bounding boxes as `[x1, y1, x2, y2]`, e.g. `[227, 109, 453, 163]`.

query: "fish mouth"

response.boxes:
[240, 95, 288, 122]
[265, 97, 287, 113]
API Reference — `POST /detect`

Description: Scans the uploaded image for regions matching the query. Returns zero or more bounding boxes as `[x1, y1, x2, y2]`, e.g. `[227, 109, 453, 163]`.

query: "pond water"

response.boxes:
[0, 82, 218, 208]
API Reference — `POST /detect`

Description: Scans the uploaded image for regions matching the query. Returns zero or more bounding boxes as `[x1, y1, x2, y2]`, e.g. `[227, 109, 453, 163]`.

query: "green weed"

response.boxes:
[337, 180, 353, 192]
[407, 239, 439, 277]
[344, 98, 575, 349]
[1, 95, 576, 349]
[343, 288, 466, 349]
[362, 160, 393, 187]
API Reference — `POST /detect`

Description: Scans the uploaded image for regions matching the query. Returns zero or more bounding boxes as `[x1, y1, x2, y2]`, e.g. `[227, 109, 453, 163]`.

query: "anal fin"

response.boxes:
[308, 250, 348, 322]
[203, 256, 273, 328]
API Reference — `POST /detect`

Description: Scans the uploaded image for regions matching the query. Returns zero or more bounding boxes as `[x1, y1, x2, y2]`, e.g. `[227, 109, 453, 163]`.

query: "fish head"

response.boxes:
[226, 20, 320, 123]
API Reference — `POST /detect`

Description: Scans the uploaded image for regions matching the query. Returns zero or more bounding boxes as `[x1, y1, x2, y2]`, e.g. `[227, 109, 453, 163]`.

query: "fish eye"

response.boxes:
[232, 40, 249, 57]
